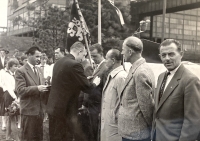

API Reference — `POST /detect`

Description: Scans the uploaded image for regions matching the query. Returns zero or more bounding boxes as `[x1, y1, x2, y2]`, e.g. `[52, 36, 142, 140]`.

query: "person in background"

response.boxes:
[101, 49, 127, 141]
[118, 36, 155, 141]
[2, 58, 19, 140]
[48, 47, 66, 80]
[0, 47, 9, 131]
[15, 46, 49, 141]
[151, 39, 200, 141]
[20, 55, 28, 66]
[0, 47, 9, 70]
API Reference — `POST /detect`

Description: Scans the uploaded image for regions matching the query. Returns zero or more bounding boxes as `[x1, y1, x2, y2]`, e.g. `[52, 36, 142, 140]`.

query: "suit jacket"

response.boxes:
[46, 54, 94, 118]
[15, 63, 45, 115]
[83, 61, 108, 112]
[151, 64, 200, 141]
[118, 58, 155, 140]
[0, 57, 8, 70]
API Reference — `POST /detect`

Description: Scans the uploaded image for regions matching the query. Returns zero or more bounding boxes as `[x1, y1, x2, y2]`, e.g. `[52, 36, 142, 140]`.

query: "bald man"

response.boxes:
[118, 36, 155, 141]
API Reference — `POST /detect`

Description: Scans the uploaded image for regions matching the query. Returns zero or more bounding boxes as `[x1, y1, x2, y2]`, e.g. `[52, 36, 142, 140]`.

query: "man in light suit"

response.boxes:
[101, 49, 127, 141]
[151, 39, 200, 141]
[118, 36, 155, 141]
[15, 46, 49, 141]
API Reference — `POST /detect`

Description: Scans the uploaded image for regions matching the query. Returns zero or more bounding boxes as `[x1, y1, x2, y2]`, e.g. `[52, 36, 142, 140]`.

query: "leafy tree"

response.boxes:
[79, 0, 132, 52]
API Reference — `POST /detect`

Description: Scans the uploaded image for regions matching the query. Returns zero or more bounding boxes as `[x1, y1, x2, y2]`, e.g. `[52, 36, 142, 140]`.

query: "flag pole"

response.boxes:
[74, 0, 94, 68]
[98, 0, 101, 45]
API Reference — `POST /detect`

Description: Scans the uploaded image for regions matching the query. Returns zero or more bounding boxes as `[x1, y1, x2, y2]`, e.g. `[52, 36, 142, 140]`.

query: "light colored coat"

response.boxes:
[151, 64, 200, 141]
[101, 66, 127, 141]
[118, 58, 155, 140]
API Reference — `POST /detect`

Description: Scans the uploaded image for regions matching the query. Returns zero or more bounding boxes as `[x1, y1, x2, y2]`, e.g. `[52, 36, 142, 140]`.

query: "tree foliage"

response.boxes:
[79, 0, 132, 52]
[14, 0, 131, 57]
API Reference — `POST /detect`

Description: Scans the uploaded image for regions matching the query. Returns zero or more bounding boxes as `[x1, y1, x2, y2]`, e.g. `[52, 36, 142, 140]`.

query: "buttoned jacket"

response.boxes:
[151, 64, 200, 141]
[15, 63, 45, 115]
[118, 58, 155, 140]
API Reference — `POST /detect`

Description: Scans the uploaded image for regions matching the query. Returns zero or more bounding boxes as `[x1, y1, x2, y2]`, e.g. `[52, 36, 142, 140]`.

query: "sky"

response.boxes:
[0, 0, 8, 28]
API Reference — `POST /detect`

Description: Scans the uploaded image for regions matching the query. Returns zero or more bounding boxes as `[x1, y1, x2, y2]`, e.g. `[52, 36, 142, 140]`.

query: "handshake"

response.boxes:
[87, 76, 101, 86]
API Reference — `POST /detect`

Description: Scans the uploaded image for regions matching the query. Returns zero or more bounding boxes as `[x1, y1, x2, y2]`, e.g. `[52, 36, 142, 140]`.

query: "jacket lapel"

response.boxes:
[25, 63, 39, 85]
[93, 61, 105, 76]
[120, 58, 146, 95]
[156, 65, 184, 113]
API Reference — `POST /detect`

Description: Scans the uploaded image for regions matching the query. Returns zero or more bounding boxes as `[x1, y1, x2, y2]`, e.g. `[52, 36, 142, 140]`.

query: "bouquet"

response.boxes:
[5, 99, 20, 116]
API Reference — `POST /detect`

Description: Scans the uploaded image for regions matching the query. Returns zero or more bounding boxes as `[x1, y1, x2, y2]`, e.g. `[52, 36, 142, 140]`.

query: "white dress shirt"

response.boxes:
[164, 64, 182, 91]
[2, 70, 17, 99]
[1, 57, 5, 67]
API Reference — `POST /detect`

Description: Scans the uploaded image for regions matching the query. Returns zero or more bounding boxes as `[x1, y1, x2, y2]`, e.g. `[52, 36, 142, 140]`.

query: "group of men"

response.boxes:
[4, 35, 200, 141]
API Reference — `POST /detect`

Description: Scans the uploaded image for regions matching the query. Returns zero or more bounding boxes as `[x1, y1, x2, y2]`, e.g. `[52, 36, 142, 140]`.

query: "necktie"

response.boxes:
[159, 71, 170, 102]
[33, 66, 37, 76]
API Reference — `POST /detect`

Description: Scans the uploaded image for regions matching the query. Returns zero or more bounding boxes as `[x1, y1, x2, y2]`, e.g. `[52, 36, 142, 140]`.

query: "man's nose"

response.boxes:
[165, 54, 170, 60]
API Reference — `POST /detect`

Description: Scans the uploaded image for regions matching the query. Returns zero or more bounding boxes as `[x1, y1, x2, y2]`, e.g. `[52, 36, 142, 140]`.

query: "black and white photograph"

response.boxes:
[0, 0, 200, 141]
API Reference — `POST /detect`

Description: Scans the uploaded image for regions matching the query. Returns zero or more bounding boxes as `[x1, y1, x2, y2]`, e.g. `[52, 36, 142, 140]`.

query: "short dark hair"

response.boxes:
[159, 39, 182, 52]
[124, 36, 143, 53]
[108, 49, 122, 62]
[90, 43, 103, 55]
[55, 47, 65, 54]
[25, 46, 41, 55]
[8, 58, 19, 69]
[21, 55, 27, 61]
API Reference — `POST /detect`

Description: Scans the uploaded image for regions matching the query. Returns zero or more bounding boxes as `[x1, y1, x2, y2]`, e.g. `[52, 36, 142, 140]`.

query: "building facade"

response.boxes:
[7, 0, 66, 36]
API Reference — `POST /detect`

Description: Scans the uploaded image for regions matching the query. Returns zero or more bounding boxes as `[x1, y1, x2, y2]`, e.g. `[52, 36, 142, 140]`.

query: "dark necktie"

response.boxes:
[159, 71, 170, 103]
[33, 66, 37, 76]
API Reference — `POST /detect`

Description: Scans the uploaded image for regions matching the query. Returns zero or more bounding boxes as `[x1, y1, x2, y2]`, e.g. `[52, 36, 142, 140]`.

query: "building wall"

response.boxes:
[7, 0, 66, 36]
[152, 8, 200, 53]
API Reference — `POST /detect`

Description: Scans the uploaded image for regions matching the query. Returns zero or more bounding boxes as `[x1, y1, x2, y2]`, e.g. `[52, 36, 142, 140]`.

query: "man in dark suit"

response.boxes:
[80, 43, 108, 141]
[46, 42, 100, 141]
[15, 46, 49, 141]
[151, 39, 200, 141]
[0, 47, 9, 70]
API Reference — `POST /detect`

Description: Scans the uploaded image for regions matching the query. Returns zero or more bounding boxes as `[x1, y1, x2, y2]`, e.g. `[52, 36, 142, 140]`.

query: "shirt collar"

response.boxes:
[9, 70, 14, 76]
[110, 65, 124, 78]
[169, 63, 182, 75]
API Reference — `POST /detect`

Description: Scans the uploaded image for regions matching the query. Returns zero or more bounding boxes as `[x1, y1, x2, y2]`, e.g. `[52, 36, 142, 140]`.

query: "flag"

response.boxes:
[108, 0, 125, 26]
[66, 0, 91, 52]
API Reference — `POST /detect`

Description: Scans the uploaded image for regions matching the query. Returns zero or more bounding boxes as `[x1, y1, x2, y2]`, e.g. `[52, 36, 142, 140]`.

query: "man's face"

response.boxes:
[121, 42, 132, 62]
[90, 49, 102, 64]
[22, 59, 28, 65]
[105, 51, 114, 70]
[159, 43, 183, 71]
[75, 48, 87, 63]
[0, 51, 6, 57]
[29, 50, 42, 66]
[55, 48, 64, 60]
[10, 64, 18, 73]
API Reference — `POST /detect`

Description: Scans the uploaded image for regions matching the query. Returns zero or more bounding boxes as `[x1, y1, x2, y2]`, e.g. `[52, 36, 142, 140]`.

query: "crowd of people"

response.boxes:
[0, 36, 200, 141]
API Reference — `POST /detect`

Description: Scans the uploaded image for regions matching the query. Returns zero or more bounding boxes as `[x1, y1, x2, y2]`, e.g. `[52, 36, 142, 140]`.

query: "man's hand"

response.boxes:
[92, 76, 101, 86]
[37, 85, 49, 92]
[87, 76, 94, 80]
